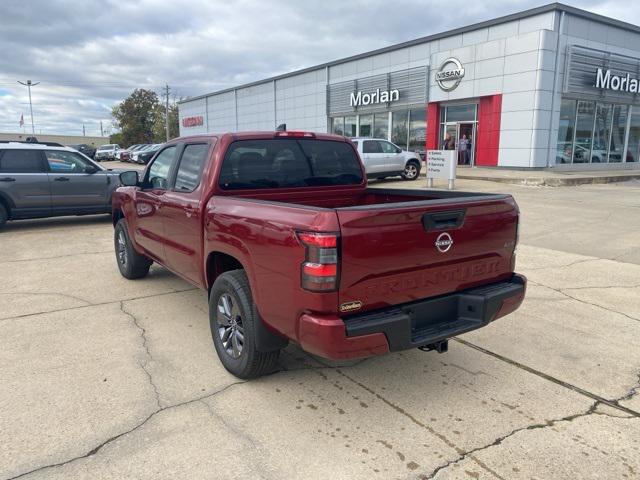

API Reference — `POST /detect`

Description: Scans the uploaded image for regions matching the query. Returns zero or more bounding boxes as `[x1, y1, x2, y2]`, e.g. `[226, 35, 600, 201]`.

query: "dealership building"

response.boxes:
[178, 3, 640, 169]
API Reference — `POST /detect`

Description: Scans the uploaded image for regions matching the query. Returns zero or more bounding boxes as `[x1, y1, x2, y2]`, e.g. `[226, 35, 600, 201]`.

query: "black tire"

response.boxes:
[0, 203, 8, 228]
[209, 270, 280, 379]
[114, 219, 152, 279]
[402, 160, 421, 180]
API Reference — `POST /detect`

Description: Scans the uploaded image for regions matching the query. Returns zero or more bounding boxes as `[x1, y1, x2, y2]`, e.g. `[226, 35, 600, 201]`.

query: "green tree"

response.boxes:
[111, 89, 160, 147]
[153, 101, 180, 142]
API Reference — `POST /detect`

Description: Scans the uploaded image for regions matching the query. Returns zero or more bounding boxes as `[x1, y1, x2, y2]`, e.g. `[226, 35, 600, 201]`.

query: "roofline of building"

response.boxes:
[179, 2, 640, 105]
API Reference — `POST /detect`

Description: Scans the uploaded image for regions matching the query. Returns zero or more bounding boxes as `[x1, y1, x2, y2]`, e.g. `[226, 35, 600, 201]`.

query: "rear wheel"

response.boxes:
[114, 219, 152, 279]
[0, 203, 8, 228]
[209, 270, 280, 379]
[402, 160, 421, 180]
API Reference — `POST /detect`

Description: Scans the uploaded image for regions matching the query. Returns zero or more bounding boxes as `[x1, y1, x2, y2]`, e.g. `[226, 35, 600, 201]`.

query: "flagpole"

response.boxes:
[18, 80, 39, 135]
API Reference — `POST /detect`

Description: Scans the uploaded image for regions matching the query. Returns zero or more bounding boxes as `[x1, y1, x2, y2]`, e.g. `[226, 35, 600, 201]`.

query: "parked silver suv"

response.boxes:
[0, 141, 123, 227]
[350, 138, 422, 180]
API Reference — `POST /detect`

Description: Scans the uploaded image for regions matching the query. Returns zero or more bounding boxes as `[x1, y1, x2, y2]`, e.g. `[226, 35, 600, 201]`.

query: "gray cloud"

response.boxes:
[0, 0, 638, 136]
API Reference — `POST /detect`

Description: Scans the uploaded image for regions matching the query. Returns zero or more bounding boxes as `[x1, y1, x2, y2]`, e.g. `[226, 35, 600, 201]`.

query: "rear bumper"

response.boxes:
[298, 274, 526, 360]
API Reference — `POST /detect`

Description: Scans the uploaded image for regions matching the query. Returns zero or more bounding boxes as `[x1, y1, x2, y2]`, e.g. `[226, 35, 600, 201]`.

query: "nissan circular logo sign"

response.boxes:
[435, 58, 465, 91]
[435, 232, 453, 253]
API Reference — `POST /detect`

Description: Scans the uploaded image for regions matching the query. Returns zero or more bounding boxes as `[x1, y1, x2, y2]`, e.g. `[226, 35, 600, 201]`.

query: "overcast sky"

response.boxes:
[1, 0, 639, 137]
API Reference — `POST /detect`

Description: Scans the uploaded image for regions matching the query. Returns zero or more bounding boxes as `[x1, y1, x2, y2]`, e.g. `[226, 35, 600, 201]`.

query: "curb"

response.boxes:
[455, 174, 640, 186]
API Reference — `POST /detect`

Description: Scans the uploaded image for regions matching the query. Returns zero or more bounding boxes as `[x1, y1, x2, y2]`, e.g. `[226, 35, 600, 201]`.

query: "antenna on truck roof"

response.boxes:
[275, 123, 286, 132]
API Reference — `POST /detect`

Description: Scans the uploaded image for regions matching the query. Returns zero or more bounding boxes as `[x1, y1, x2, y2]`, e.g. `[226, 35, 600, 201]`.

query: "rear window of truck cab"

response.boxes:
[219, 139, 363, 190]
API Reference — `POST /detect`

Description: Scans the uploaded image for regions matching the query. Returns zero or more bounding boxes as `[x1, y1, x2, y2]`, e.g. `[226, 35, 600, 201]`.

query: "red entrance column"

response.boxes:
[426, 102, 439, 151]
[475, 94, 502, 167]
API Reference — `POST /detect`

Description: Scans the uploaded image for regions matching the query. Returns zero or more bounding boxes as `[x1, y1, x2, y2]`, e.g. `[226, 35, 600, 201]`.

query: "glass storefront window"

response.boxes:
[609, 105, 627, 163]
[573, 101, 595, 163]
[408, 108, 426, 152]
[331, 117, 344, 136]
[444, 104, 477, 122]
[556, 99, 576, 164]
[627, 106, 640, 163]
[344, 116, 357, 137]
[391, 110, 409, 149]
[358, 114, 373, 137]
[591, 103, 612, 163]
[373, 113, 389, 139]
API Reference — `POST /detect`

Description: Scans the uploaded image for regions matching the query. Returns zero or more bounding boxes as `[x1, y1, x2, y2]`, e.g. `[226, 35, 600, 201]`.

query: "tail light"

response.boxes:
[297, 231, 339, 292]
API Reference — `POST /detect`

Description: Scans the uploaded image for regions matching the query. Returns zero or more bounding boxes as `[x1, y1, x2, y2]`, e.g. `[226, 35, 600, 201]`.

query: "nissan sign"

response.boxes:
[435, 58, 465, 91]
[182, 116, 204, 128]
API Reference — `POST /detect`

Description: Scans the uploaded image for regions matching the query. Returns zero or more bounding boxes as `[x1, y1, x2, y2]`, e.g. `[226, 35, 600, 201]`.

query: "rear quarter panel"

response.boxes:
[204, 196, 340, 340]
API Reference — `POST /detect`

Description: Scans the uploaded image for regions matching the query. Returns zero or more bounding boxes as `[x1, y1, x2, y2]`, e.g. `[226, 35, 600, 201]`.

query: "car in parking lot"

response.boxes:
[112, 130, 525, 379]
[350, 138, 422, 180]
[119, 144, 148, 162]
[0, 141, 122, 227]
[68, 143, 96, 159]
[95, 144, 120, 161]
[130, 143, 161, 164]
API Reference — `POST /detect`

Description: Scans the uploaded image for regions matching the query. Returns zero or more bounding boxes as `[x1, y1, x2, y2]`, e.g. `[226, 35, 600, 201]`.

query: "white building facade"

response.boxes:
[179, 4, 640, 169]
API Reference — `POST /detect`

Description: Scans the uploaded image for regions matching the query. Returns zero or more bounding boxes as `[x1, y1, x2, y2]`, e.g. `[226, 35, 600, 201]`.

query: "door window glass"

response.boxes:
[556, 99, 577, 164]
[363, 140, 382, 154]
[174, 144, 208, 192]
[331, 117, 344, 136]
[45, 151, 93, 173]
[0, 150, 45, 173]
[358, 114, 372, 137]
[391, 110, 408, 149]
[573, 101, 595, 163]
[591, 103, 612, 163]
[344, 116, 357, 137]
[379, 141, 398, 154]
[408, 108, 426, 152]
[373, 113, 389, 139]
[609, 105, 627, 163]
[627, 106, 640, 163]
[147, 146, 176, 189]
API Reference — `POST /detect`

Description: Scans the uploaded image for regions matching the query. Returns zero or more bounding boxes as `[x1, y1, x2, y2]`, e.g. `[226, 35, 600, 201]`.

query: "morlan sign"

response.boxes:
[350, 88, 400, 107]
[595, 68, 640, 93]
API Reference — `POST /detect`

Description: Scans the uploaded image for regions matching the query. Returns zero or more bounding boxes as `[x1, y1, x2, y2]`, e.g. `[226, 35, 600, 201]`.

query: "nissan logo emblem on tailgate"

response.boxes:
[435, 232, 453, 253]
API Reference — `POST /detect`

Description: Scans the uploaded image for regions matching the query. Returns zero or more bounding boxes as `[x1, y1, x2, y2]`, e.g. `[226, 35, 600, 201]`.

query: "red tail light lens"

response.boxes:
[297, 231, 339, 292]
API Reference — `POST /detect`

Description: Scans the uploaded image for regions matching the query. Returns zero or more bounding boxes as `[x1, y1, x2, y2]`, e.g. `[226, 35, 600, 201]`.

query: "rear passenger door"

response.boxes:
[161, 142, 212, 285]
[45, 150, 110, 213]
[361, 140, 386, 175]
[0, 149, 51, 219]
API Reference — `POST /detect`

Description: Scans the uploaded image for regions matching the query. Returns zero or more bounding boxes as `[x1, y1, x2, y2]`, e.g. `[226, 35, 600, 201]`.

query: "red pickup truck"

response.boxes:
[112, 131, 525, 379]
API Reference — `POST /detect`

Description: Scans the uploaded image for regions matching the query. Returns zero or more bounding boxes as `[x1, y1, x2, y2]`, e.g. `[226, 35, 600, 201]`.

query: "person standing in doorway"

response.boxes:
[458, 134, 470, 165]
[443, 133, 455, 150]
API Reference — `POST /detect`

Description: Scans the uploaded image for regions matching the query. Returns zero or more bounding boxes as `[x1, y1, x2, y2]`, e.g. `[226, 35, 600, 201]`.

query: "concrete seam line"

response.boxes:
[423, 401, 601, 480]
[0, 250, 112, 264]
[454, 338, 640, 418]
[4, 381, 247, 480]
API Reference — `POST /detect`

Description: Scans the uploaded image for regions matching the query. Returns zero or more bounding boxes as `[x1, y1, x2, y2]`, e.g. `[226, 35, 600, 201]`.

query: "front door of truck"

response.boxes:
[133, 145, 177, 261]
[161, 142, 212, 286]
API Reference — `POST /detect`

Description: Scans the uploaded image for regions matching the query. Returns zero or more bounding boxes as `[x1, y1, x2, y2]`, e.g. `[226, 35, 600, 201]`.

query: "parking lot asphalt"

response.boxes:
[1, 174, 639, 479]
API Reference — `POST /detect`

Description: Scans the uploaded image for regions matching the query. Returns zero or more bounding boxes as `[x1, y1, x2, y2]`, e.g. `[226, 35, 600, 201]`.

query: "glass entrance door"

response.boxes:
[457, 122, 475, 166]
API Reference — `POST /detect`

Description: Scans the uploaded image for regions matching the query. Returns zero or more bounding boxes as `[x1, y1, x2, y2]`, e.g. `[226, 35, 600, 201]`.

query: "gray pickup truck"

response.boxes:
[0, 141, 123, 227]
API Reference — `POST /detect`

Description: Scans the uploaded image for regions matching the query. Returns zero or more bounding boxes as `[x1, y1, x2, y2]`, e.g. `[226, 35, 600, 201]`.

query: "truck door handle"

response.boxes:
[54, 177, 70, 182]
[422, 210, 466, 231]
[184, 205, 197, 217]
[0, 177, 16, 182]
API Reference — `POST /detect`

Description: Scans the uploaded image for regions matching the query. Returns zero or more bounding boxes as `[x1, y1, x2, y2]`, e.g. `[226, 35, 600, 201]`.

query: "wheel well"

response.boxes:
[0, 195, 11, 218]
[112, 209, 124, 226]
[207, 252, 244, 292]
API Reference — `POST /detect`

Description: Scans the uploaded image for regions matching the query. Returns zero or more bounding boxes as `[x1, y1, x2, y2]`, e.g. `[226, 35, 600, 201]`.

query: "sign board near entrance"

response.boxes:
[426, 150, 457, 180]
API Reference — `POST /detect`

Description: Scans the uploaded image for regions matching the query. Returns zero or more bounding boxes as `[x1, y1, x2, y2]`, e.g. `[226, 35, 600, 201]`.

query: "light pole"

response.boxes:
[17, 80, 39, 135]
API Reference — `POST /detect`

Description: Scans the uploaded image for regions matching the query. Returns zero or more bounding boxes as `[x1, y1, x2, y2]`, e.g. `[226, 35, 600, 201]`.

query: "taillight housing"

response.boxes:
[297, 231, 339, 292]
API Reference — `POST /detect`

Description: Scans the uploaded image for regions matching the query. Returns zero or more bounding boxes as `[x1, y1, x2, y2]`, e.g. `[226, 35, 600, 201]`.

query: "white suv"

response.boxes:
[95, 144, 120, 161]
[351, 138, 422, 181]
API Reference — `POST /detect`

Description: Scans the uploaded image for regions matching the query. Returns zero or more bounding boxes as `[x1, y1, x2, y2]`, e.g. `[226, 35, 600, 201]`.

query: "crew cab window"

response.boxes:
[219, 139, 363, 190]
[44, 150, 94, 173]
[146, 146, 176, 189]
[0, 150, 45, 173]
[174, 144, 208, 192]
[363, 140, 382, 154]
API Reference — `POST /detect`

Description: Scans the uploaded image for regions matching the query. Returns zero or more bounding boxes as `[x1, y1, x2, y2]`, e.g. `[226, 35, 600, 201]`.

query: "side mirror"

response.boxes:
[119, 170, 139, 186]
[396, 147, 402, 154]
[85, 165, 98, 174]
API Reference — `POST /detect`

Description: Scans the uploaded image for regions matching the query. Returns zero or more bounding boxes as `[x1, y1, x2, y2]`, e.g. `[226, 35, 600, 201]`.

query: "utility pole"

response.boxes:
[100, 121, 104, 137]
[83, 124, 86, 136]
[165, 84, 170, 142]
[17, 80, 39, 135]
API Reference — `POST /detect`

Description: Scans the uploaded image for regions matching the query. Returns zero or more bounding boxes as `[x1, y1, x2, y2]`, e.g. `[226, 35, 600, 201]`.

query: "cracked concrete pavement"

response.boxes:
[0, 179, 639, 479]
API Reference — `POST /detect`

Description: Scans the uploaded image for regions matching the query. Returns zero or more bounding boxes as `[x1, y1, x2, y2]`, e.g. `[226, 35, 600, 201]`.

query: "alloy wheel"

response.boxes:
[216, 293, 245, 359]
[405, 163, 418, 179]
[117, 231, 128, 267]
